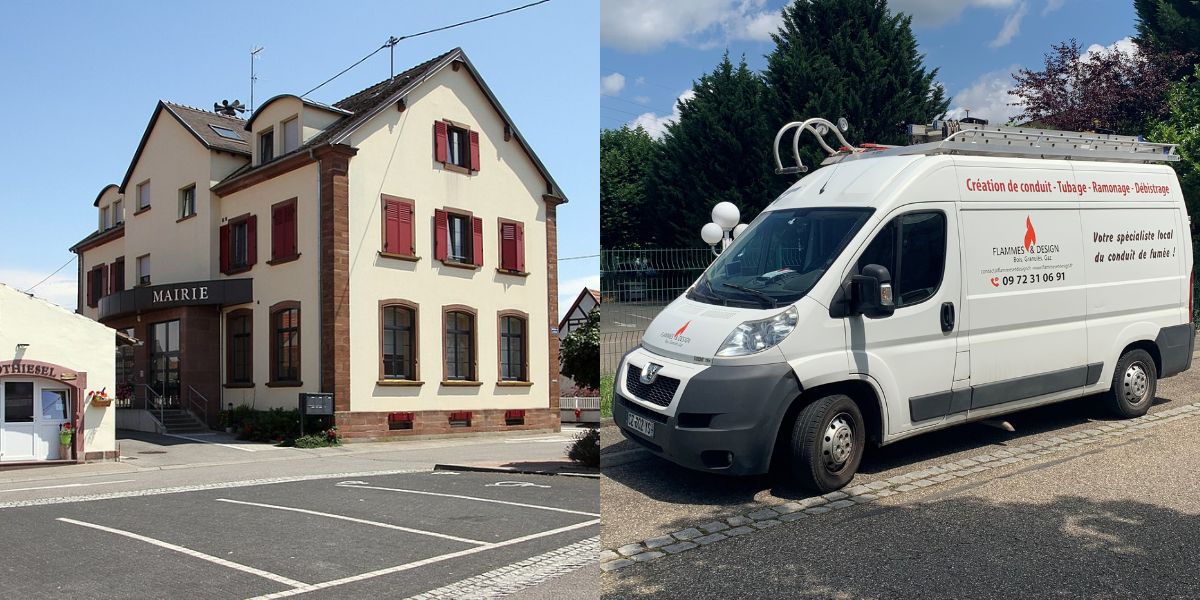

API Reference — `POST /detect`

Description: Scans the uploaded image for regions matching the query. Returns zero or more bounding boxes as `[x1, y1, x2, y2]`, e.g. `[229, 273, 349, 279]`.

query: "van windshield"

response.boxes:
[689, 207, 874, 308]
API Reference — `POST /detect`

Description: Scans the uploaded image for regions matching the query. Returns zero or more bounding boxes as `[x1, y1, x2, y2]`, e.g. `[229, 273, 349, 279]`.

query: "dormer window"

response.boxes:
[100, 205, 110, 230]
[259, 128, 274, 163]
[282, 117, 299, 154]
[113, 199, 124, 224]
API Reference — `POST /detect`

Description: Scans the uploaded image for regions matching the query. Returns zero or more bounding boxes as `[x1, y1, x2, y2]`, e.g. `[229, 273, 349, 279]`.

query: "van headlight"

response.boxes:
[716, 306, 799, 357]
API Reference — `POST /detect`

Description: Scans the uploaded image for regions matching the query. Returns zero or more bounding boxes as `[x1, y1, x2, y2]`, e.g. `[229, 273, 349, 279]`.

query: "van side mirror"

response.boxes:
[850, 264, 895, 318]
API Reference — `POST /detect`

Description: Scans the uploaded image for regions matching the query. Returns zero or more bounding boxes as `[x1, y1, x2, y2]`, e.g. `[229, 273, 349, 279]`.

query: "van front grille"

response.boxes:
[625, 365, 680, 408]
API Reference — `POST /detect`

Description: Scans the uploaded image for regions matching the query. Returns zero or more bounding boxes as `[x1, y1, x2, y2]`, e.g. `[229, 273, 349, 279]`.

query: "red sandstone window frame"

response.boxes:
[379, 299, 421, 385]
[224, 308, 254, 387]
[497, 309, 531, 384]
[268, 300, 301, 387]
[442, 305, 479, 385]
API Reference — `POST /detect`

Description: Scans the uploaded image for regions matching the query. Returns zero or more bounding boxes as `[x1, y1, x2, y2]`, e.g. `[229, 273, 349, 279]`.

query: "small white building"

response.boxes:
[0, 284, 116, 463]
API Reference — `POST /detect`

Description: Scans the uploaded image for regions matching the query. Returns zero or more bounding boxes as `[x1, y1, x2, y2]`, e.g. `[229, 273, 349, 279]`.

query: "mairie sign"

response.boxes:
[98, 279, 253, 319]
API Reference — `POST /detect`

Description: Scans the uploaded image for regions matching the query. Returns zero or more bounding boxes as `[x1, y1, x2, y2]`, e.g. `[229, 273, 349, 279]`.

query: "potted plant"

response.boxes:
[88, 388, 112, 408]
[58, 423, 73, 460]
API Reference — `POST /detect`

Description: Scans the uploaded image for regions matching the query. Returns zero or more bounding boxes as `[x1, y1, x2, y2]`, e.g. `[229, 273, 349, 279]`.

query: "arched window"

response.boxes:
[443, 308, 477, 381]
[269, 302, 301, 385]
[382, 303, 418, 380]
[499, 312, 528, 382]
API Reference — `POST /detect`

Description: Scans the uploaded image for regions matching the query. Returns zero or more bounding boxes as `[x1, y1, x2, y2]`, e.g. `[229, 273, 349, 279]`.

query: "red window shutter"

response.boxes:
[471, 216, 484, 266]
[271, 205, 283, 260]
[399, 201, 414, 255]
[383, 199, 400, 253]
[247, 215, 258, 266]
[469, 130, 480, 171]
[219, 224, 230, 274]
[500, 222, 517, 271]
[515, 222, 525, 272]
[434, 121, 448, 163]
[85, 269, 95, 307]
[434, 209, 448, 261]
[286, 204, 297, 256]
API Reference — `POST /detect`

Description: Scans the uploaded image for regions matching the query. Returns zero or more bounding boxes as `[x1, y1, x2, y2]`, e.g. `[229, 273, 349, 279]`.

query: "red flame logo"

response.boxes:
[674, 321, 691, 338]
[1023, 216, 1036, 251]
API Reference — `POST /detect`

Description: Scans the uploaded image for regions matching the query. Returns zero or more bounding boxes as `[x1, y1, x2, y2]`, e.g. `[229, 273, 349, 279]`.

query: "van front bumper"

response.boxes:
[613, 351, 801, 475]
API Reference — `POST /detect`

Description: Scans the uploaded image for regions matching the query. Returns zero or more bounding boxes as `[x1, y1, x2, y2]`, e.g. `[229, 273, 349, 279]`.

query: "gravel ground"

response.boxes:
[602, 362, 1200, 598]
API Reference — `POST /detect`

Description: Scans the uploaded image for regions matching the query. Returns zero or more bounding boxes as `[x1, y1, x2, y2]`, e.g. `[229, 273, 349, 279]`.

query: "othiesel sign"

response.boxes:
[98, 279, 253, 320]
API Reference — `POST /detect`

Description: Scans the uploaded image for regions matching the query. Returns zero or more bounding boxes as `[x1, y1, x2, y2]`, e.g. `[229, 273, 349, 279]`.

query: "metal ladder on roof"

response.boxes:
[773, 118, 1180, 177]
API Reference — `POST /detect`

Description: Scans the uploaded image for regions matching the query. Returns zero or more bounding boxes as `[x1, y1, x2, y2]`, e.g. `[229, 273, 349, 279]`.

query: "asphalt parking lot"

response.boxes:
[0, 469, 598, 599]
[601, 359, 1200, 598]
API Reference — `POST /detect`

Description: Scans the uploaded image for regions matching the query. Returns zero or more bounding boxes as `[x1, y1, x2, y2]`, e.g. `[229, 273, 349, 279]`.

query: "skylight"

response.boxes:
[209, 124, 245, 142]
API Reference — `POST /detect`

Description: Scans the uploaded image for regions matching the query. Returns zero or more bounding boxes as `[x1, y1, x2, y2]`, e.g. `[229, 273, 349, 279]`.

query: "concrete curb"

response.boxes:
[600, 401, 1200, 574]
[433, 463, 601, 479]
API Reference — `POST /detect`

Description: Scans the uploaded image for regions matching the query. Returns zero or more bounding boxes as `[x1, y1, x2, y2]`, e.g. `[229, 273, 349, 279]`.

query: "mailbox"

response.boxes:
[299, 393, 334, 416]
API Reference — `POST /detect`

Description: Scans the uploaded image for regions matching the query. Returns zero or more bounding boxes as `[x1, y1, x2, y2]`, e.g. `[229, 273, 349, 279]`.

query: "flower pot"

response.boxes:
[59, 443, 70, 460]
[91, 398, 112, 408]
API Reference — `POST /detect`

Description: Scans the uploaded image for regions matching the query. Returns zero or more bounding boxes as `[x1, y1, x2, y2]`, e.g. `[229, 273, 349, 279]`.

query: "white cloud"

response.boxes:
[601, 0, 783, 53]
[989, 1, 1028, 48]
[629, 90, 696, 139]
[944, 65, 1024, 125]
[1042, 0, 1065, 15]
[1084, 36, 1137, 59]
[600, 72, 626, 96]
[889, 0, 1019, 27]
[0, 268, 77, 312]
[634, 76, 646, 85]
[633, 95, 651, 104]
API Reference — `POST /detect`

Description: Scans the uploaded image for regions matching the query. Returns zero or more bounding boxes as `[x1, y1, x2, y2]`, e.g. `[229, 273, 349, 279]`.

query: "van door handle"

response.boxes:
[940, 302, 955, 332]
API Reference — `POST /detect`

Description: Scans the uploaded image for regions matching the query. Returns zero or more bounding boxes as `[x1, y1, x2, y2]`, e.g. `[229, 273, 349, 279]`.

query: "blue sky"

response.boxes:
[601, 0, 1138, 136]
[0, 0, 598, 315]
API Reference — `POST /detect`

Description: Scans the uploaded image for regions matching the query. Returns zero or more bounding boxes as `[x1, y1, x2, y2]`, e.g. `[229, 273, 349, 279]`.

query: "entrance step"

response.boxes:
[155, 409, 209, 434]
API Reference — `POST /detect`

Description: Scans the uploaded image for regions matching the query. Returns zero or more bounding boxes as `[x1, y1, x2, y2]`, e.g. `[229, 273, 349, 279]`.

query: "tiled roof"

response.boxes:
[215, 47, 566, 201]
[162, 102, 251, 155]
[304, 48, 459, 148]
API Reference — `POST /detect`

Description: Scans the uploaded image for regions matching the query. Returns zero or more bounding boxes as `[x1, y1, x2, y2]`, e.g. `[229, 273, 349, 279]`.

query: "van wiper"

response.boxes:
[721, 283, 778, 308]
[691, 278, 728, 306]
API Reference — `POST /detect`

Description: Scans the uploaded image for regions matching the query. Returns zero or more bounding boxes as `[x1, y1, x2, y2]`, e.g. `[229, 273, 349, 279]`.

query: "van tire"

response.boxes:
[1106, 349, 1157, 418]
[788, 394, 865, 493]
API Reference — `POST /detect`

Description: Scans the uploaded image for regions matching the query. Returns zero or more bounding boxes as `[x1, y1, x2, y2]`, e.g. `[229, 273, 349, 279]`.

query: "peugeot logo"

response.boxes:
[640, 363, 663, 385]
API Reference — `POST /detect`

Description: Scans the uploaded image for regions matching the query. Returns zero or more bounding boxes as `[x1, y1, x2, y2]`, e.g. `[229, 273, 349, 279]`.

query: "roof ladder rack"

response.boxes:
[901, 122, 1179, 163]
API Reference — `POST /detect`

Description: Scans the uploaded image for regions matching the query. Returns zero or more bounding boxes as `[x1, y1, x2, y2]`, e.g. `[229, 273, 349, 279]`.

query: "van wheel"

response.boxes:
[1106, 349, 1157, 418]
[788, 394, 865, 493]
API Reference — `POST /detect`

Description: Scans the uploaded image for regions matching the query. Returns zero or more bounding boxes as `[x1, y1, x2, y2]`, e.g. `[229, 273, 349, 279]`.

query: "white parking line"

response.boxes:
[503, 435, 575, 443]
[214, 498, 490, 546]
[336, 483, 601, 517]
[57, 518, 307, 589]
[0, 480, 136, 494]
[163, 433, 259, 452]
[243, 519, 600, 600]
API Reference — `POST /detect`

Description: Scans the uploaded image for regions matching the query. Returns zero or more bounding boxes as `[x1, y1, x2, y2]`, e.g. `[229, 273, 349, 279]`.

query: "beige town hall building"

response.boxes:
[71, 48, 566, 438]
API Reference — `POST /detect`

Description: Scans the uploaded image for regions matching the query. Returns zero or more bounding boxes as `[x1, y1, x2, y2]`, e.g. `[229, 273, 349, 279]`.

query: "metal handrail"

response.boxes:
[186, 385, 208, 430]
[137, 383, 164, 429]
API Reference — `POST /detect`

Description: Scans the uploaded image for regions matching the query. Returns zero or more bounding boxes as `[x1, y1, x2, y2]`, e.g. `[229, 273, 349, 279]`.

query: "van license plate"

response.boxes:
[626, 412, 656, 438]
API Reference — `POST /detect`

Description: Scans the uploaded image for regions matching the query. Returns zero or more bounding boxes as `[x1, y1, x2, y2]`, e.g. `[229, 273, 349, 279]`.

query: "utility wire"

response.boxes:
[559, 254, 599, 261]
[302, 0, 552, 98]
[24, 256, 76, 294]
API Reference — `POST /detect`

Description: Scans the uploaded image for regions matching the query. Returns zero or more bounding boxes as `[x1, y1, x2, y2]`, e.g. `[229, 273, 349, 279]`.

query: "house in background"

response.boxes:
[71, 47, 566, 439]
[558, 287, 599, 340]
[0, 284, 116, 463]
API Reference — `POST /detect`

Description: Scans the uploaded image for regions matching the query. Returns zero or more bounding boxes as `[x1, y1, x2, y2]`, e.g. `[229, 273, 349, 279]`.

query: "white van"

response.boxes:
[614, 118, 1195, 492]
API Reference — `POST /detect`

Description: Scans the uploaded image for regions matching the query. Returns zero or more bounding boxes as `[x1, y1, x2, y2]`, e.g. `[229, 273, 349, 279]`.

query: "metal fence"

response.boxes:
[600, 248, 714, 375]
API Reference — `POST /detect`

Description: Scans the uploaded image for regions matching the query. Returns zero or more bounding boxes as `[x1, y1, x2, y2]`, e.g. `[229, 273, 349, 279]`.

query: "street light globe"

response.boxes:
[701, 222, 724, 246]
[711, 202, 740, 230]
[732, 223, 749, 239]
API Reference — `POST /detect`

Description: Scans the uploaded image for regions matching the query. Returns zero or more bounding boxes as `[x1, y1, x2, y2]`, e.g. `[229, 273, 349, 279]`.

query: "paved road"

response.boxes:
[0, 430, 598, 599]
[601, 363, 1200, 599]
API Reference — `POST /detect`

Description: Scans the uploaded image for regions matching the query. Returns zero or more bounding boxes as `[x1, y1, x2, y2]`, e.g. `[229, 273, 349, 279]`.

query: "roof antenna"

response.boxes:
[250, 46, 264, 112]
[385, 36, 400, 78]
